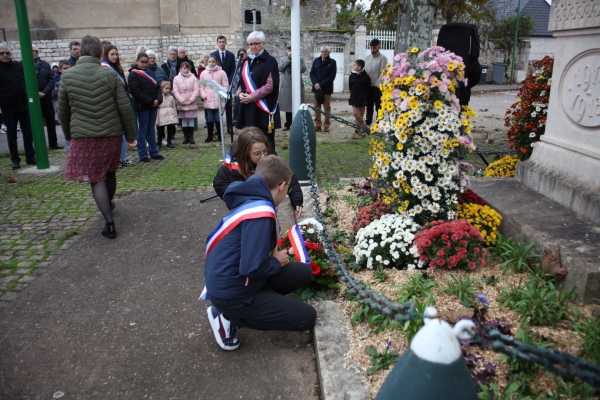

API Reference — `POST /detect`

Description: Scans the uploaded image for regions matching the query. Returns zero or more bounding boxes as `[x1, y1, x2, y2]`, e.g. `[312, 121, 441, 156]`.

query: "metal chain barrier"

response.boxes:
[298, 106, 600, 388]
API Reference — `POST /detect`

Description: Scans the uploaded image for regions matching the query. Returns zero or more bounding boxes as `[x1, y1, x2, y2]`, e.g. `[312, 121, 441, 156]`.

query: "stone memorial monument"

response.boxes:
[516, 0, 600, 226]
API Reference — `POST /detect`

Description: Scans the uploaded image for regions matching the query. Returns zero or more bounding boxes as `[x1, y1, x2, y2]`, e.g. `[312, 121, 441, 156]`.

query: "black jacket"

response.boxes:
[127, 67, 163, 111]
[349, 71, 371, 107]
[0, 60, 28, 112]
[310, 56, 337, 95]
[437, 23, 482, 105]
[34, 58, 55, 96]
[213, 165, 303, 209]
[236, 50, 281, 130]
[211, 49, 236, 81]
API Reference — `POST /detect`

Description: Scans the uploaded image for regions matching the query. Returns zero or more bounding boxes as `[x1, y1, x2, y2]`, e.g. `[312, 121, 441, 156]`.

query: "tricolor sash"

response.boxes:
[101, 61, 126, 87]
[288, 224, 310, 265]
[241, 60, 279, 132]
[131, 69, 157, 87]
[205, 200, 277, 258]
[222, 153, 239, 171]
[200, 199, 278, 301]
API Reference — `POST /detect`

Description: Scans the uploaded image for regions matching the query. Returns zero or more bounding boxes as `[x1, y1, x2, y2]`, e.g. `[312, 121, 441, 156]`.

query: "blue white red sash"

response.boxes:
[288, 224, 310, 265]
[131, 69, 157, 87]
[222, 153, 239, 171]
[241, 60, 278, 119]
[200, 199, 277, 301]
[101, 61, 126, 87]
[205, 200, 277, 258]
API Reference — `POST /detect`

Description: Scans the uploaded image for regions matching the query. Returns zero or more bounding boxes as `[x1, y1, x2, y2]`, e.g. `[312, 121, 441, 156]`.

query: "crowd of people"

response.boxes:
[1, 32, 397, 352]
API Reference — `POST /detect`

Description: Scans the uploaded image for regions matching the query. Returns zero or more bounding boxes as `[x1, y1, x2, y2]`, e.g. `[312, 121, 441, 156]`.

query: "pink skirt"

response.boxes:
[65, 136, 122, 183]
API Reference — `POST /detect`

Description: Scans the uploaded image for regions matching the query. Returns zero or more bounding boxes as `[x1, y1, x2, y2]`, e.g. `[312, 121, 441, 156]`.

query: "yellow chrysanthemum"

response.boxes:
[447, 61, 456, 71]
[400, 91, 408, 99]
[434, 100, 443, 109]
[396, 142, 404, 150]
[409, 47, 419, 53]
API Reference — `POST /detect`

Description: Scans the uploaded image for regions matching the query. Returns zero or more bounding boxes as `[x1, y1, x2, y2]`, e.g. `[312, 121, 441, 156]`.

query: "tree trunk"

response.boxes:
[395, 0, 440, 54]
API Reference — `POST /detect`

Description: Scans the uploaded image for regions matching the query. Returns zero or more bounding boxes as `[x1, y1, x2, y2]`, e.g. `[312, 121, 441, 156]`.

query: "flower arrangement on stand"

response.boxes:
[484, 155, 521, 178]
[456, 203, 502, 245]
[368, 46, 477, 223]
[505, 56, 553, 160]
[277, 223, 338, 300]
[353, 214, 421, 270]
[414, 219, 487, 269]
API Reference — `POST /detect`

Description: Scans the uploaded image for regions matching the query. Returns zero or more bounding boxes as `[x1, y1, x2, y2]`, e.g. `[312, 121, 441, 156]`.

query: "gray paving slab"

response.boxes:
[0, 191, 319, 399]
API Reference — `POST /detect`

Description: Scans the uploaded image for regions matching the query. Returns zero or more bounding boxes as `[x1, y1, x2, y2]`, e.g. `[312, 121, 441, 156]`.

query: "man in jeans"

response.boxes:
[309, 46, 337, 132]
[364, 39, 388, 127]
[33, 44, 63, 149]
[204, 155, 316, 350]
[0, 42, 36, 169]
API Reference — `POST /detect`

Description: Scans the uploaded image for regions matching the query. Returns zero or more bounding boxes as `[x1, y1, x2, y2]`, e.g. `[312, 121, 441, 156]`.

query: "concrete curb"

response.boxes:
[313, 301, 370, 400]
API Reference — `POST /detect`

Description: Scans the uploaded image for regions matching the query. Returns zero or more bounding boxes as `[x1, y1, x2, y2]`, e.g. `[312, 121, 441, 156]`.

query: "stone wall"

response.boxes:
[5, 34, 245, 70]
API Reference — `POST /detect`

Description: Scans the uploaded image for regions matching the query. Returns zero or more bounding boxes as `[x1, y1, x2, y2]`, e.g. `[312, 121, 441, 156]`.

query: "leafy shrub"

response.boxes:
[352, 201, 392, 233]
[575, 313, 600, 365]
[456, 203, 502, 245]
[350, 301, 401, 334]
[505, 56, 553, 160]
[396, 272, 437, 303]
[414, 219, 487, 270]
[497, 277, 578, 326]
[365, 342, 399, 375]
[490, 233, 539, 274]
[353, 214, 420, 270]
[443, 273, 481, 308]
[484, 155, 521, 178]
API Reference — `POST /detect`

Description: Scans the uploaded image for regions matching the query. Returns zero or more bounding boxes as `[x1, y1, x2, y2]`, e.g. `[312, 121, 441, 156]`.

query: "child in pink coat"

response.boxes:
[173, 61, 200, 144]
[199, 56, 229, 142]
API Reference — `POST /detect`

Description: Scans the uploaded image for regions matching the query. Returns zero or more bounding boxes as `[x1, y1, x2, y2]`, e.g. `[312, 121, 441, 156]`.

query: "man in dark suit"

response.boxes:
[0, 42, 36, 169]
[309, 46, 337, 132]
[211, 36, 236, 136]
[33, 44, 63, 149]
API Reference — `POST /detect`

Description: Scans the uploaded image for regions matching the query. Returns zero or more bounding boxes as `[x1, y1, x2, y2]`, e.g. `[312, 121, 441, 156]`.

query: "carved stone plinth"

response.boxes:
[516, 0, 600, 226]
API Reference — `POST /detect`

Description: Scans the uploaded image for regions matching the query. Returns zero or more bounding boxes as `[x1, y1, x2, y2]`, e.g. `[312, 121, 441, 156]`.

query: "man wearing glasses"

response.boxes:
[309, 46, 337, 132]
[33, 45, 63, 149]
[236, 31, 281, 153]
[0, 43, 36, 169]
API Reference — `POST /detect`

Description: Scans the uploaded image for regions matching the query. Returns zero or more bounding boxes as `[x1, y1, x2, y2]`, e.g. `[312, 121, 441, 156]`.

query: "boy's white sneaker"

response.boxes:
[207, 306, 240, 351]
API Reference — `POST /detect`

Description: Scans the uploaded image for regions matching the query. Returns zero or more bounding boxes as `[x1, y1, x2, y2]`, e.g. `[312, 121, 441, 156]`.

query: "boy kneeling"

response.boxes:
[204, 155, 317, 350]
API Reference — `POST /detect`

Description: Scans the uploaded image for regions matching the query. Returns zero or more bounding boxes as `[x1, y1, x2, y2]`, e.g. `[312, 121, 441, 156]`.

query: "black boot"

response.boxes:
[205, 122, 214, 143]
[189, 128, 195, 144]
[101, 221, 117, 239]
[182, 128, 189, 145]
[215, 122, 222, 142]
[167, 131, 174, 148]
[157, 130, 164, 149]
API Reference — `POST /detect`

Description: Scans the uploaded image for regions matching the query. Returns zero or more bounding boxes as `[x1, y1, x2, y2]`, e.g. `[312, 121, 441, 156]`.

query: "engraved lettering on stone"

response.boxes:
[550, 0, 600, 30]
[562, 52, 600, 128]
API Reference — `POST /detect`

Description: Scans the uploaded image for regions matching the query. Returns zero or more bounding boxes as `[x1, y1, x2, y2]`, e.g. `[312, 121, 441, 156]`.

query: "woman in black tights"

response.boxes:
[59, 34, 137, 239]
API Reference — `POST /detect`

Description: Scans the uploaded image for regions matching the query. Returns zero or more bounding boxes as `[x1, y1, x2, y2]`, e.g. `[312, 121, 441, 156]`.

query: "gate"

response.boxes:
[365, 30, 396, 62]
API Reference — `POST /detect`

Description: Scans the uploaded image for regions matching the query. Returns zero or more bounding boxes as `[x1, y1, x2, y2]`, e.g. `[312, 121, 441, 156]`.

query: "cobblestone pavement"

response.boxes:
[0, 128, 373, 307]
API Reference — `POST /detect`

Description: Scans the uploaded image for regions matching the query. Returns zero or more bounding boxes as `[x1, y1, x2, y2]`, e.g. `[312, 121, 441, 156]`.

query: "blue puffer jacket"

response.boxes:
[204, 174, 281, 306]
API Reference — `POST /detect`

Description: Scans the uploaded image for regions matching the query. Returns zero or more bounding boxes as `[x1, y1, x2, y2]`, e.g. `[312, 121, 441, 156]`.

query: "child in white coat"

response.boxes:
[156, 81, 178, 148]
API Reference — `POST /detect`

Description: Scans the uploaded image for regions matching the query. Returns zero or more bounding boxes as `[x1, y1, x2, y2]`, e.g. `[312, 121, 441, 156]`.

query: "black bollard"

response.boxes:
[289, 107, 317, 182]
